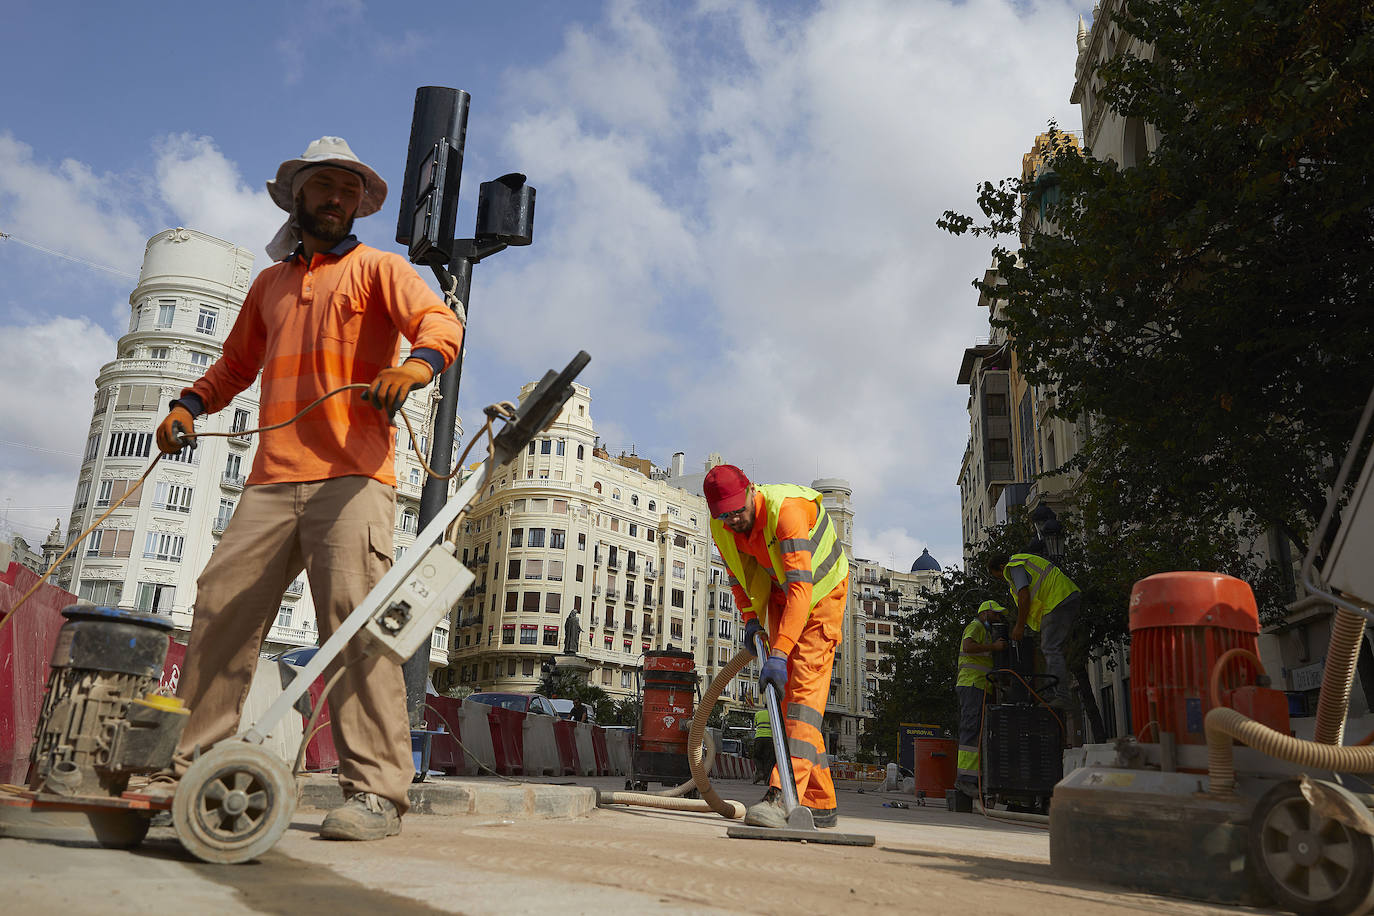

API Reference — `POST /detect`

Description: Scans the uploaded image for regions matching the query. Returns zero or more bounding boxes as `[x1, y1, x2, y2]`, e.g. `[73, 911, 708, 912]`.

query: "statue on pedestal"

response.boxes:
[563, 610, 582, 655]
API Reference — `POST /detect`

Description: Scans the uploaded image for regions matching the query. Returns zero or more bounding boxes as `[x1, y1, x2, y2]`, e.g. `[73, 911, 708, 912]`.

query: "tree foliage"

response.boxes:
[939, 0, 1374, 620]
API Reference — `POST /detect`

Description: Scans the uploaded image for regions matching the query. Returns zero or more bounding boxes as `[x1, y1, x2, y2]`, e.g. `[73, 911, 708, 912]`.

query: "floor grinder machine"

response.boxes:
[1051, 387, 1374, 916]
[0, 352, 590, 864]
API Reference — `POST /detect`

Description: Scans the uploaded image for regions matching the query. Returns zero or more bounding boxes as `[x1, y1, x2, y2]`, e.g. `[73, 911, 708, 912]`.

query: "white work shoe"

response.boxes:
[319, 792, 401, 841]
[743, 786, 788, 828]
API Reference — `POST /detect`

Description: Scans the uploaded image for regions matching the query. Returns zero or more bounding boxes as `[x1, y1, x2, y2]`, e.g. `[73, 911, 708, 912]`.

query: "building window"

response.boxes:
[648, 500, 656, 513]
[400, 509, 419, 534]
[216, 498, 235, 530]
[673, 560, 686, 580]
[84, 434, 101, 462]
[525, 559, 543, 580]
[107, 432, 153, 458]
[550, 529, 566, 549]
[718, 619, 732, 639]
[520, 625, 538, 645]
[671, 589, 684, 608]
[577, 445, 585, 460]
[546, 592, 561, 614]
[576, 564, 584, 582]
[506, 592, 519, 613]
[73, 480, 91, 511]
[78, 579, 122, 605]
[190, 351, 211, 368]
[507, 559, 521, 579]
[224, 453, 243, 480]
[143, 532, 185, 562]
[547, 559, 563, 581]
[136, 583, 175, 614]
[156, 301, 176, 328]
[670, 619, 683, 640]
[153, 482, 193, 513]
[511, 528, 524, 548]
[577, 533, 586, 550]
[231, 408, 251, 433]
[502, 625, 516, 644]
[540, 439, 552, 455]
[522, 590, 541, 612]
[149, 347, 169, 361]
[196, 306, 218, 335]
[527, 528, 545, 548]
[543, 627, 559, 647]
[409, 468, 421, 486]
[276, 606, 293, 628]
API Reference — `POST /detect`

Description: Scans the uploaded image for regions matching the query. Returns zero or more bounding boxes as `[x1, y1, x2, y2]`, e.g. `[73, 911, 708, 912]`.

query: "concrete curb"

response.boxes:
[297, 775, 597, 819]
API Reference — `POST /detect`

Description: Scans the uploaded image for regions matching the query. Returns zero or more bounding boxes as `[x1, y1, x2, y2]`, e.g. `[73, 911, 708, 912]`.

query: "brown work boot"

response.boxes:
[743, 786, 787, 828]
[319, 792, 401, 841]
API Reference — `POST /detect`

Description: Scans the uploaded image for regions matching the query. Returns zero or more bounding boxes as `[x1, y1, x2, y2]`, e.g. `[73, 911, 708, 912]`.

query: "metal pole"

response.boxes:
[402, 257, 474, 726]
[754, 632, 799, 814]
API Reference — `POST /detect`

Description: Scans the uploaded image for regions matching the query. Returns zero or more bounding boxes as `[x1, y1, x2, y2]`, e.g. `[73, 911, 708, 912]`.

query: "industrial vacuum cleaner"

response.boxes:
[1052, 388, 1374, 916]
[0, 352, 590, 864]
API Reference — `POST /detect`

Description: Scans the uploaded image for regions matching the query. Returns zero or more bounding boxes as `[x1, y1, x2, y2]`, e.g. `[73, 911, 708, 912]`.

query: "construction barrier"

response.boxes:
[425, 695, 466, 775]
[590, 724, 612, 775]
[551, 719, 580, 776]
[522, 711, 560, 777]
[457, 699, 495, 776]
[0, 563, 68, 783]
[604, 728, 633, 775]
[573, 721, 598, 776]
[487, 706, 526, 776]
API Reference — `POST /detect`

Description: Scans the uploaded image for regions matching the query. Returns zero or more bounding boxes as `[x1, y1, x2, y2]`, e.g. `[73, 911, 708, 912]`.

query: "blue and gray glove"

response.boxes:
[743, 618, 766, 657]
[758, 654, 788, 698]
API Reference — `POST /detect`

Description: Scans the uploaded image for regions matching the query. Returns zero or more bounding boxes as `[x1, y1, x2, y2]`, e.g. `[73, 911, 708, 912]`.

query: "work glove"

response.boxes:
[743, 618, 766, 657]
[156, 405, 196, 455]
[758, 654, 788, 699]
[364, 358, 433, 414]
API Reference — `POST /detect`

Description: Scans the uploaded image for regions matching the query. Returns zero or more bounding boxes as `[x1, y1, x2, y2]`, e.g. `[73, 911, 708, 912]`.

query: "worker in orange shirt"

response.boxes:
[147, 137, 463, 841]
[705, 465, 849, 829]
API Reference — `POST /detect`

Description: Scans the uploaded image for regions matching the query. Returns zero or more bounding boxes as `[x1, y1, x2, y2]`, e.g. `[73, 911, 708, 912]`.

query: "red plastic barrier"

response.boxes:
[303, 674, 340, 772]
[487, 706, 525, 776]
[426, 695, 465, 774]
[552, 719, 579, 776]
[0, 563, 70, 783]
[590, 725, 611, 776]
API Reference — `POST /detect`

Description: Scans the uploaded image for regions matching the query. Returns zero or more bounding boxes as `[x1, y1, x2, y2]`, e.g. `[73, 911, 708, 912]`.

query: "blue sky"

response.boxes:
[0, 0, 1087, 571]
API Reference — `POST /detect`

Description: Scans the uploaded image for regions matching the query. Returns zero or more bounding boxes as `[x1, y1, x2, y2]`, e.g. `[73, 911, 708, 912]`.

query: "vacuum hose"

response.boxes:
[596, 649, 751, 818]
[1206, 607, 1374, 794]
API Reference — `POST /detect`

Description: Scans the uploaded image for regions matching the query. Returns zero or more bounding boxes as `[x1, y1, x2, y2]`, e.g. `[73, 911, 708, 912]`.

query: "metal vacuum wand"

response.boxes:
[754, 631, 812, 829]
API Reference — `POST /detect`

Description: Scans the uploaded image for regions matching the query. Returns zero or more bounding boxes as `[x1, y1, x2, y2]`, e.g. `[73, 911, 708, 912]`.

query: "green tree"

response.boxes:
[939, 0, 1374, 621]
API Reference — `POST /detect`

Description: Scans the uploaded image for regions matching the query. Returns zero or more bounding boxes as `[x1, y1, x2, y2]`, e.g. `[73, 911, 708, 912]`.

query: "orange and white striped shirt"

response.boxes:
[183, 240, 462, 487]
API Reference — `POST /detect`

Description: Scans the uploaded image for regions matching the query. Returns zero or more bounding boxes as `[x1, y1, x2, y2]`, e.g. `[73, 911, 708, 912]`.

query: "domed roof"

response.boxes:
[911, 548, 940, 572]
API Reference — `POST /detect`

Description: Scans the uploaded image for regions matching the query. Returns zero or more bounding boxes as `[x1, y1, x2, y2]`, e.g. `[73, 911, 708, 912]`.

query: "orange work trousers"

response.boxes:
[763, 576, 846, 814]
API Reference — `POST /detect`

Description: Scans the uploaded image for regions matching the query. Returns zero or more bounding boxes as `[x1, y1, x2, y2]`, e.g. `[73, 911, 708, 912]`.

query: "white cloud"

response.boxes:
[0, 316, 118, 536]
[0, 132, 147, 282]
[488, 0, 1083, 570]
[153, 134, 280, 262]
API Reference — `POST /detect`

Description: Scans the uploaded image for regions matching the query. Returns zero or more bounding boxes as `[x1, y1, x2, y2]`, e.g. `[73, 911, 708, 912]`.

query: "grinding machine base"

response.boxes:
[1050, 767, 1265, 906]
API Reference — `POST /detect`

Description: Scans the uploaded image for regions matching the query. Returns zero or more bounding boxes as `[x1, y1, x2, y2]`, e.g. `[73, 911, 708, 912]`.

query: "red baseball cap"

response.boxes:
[704, 464, 751, 516]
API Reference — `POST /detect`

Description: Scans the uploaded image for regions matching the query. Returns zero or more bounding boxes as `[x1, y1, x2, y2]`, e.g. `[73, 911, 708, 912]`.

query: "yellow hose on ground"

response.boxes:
[596, 649, 751, 818]
[1206, 604, 1374, 793]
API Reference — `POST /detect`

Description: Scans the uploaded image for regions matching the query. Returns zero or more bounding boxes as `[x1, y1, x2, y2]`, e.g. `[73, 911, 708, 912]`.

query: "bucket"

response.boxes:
[913, 737, 956, 798]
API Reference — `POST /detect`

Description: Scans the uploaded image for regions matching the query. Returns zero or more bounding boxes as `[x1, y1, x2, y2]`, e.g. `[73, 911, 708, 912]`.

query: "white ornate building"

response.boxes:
[59, 228, 455, 666]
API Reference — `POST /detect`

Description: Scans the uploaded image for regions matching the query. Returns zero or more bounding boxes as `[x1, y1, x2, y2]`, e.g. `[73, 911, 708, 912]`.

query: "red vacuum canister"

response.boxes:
[1129, 571, 1289, 745]
[633, 648, 698, 784]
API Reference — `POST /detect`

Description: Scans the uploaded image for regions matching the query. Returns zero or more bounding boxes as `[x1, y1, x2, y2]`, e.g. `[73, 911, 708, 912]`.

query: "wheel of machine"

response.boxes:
[1249, 779, 1374, 916]
[172, 743, 296, 864]
[88, 809, 151, 849]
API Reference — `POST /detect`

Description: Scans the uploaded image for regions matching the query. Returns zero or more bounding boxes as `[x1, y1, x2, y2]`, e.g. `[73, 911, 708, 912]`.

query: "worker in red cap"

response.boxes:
[704, 464, 849, 828]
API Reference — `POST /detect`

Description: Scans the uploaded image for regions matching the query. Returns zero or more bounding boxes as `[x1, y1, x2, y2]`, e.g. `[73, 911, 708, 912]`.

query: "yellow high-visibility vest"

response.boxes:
[956, 599, 1005, 691]
[753, 707, 772, 739]
[711, 484, 849, 616]
[1003, 553, 1079, 631]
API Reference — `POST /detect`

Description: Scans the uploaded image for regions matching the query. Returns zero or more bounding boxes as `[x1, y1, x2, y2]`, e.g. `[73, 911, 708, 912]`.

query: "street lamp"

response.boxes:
[1030, 504, 1065, 561]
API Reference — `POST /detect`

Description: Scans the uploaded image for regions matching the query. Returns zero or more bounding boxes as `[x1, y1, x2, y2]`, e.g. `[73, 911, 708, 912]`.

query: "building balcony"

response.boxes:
[625, 592, 637, 605]
[644, 597, 656, 608]
[593, 552, 603, 565]
[228, 432, 252, 446]
[622, 622, 635, 634]
[473, 584, 487, 595]
[211, 521, 228, 536]
[643, 623, 654, 637]
[606, 588, 620, 600]
[604, 617, 617, 630]
[284, 579, 304, 597]
[607, 557, 620, 570]
[643, 567, 657, 580]
[625, 563, 638, 576]
[221, 474, 246, 490]
[592, 586, 602, 597]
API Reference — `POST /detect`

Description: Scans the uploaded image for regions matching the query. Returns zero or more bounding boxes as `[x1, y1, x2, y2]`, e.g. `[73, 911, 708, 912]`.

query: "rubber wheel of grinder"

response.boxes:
[173, 743, 296, 865]
[1249, 779, 1374, 916]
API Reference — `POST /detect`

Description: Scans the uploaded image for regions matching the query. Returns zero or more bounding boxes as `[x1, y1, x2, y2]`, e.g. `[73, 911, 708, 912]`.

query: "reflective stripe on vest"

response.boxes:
[753, 708, 772, 738]
[1003, 553, 1079, 630]
[710, 484, 849, 616]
